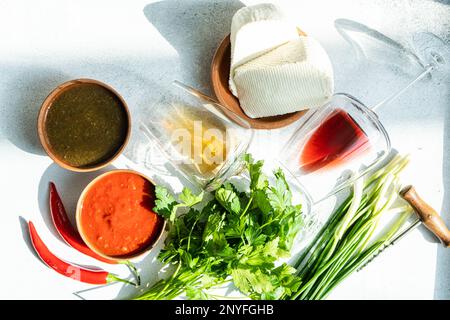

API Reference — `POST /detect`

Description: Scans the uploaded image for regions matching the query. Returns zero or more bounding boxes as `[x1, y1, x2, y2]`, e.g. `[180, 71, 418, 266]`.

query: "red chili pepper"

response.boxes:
[49, 182, 116, 264]
[28, 221, 135, 286]
[49, 182, 141, 284]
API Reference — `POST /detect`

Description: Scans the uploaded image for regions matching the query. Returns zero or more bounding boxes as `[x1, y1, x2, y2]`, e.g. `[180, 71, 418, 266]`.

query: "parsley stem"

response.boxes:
[257, 207, 297, 231]
[154, 262, 182, 300]
[240, 196, 253, 219]
[187, 216, 201, 252]
[239, 196, 254, 246]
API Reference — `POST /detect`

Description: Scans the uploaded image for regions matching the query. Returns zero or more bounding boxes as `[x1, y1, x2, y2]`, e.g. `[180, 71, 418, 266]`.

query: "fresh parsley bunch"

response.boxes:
[136, 155, 303, 300]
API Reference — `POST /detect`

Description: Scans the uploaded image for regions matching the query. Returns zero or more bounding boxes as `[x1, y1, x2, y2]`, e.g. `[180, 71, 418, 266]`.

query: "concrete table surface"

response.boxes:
[0, 0, 448, 299]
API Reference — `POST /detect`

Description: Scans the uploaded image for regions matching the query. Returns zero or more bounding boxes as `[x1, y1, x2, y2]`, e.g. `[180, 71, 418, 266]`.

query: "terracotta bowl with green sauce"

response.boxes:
[38, 79, 131, 172]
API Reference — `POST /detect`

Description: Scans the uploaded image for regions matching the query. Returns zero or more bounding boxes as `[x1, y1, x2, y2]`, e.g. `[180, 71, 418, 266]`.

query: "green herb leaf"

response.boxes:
[268, 169, 292, 212]
[231, 267, 275, 296]
[154, 186, 177, 221]
[215, 183, 241, 215]
[179, 187, 204, 207]
[245, 154, 268, 191]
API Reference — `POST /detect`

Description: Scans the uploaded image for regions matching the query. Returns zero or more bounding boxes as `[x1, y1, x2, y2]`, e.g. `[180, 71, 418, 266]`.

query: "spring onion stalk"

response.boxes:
[288, 155, 413, 300]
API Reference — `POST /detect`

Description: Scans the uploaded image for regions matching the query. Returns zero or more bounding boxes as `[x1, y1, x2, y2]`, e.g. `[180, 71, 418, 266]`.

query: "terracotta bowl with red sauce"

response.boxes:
[76, 170, 166, 261]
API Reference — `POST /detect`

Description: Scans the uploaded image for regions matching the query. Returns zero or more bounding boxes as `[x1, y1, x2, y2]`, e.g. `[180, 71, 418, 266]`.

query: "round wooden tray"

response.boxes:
[211, 34, 307, 130]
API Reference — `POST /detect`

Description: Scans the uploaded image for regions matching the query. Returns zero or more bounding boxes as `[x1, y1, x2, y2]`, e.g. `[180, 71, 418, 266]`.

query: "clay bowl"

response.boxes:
[76, 169, 166, 261]
[37, 79, 131, 172]
[211, 29, 308, 130]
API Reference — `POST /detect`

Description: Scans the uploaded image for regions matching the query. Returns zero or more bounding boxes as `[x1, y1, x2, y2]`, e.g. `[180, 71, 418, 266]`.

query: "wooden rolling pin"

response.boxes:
[400, 185, 450, 247]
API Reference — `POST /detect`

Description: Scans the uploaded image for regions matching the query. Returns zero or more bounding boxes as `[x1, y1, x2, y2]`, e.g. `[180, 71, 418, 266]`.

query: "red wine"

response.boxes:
[300, 109, 370, 173]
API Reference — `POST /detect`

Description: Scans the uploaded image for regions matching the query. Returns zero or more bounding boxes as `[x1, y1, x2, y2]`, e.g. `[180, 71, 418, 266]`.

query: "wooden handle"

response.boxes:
[400, 185, 450, 247]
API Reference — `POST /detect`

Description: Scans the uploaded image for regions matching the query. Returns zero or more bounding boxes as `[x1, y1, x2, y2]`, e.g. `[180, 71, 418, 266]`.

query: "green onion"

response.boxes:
[288, 155, 413, 300]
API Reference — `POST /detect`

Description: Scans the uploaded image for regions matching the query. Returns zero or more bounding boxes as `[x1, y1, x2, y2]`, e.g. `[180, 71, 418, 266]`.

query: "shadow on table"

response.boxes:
[0, 54, 179, 157]
[36, 162, 114, 241]
[435, 88, 450, 300]
[429, 0, 450, 5]
[143, 0, 244, 95]
[0, 65, 70, 155]
[18, 216, 40, 261]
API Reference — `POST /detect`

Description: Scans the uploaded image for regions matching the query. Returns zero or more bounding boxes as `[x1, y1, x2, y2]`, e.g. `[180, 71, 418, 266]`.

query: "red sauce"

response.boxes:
[300, 109, 370, 173]
[80, 171, 163, 258]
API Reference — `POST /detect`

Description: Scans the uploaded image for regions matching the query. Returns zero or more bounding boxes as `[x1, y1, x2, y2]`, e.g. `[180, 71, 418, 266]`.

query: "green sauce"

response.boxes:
[45, 83, 129, 168]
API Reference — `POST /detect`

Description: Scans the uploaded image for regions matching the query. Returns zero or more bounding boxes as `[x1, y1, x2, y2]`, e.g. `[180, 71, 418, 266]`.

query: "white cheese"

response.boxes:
[229, 4, 334, 119]
[233, 36, 334, 118]
[229, 3, 299, 95]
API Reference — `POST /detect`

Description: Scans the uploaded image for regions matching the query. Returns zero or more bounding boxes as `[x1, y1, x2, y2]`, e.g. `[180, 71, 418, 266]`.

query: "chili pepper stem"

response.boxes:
[120, 260, 141, 286]
[106, 274, 137, 287]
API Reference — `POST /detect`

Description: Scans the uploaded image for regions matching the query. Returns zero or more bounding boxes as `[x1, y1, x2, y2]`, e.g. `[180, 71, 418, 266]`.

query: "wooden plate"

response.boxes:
[211, 33, 307, 130]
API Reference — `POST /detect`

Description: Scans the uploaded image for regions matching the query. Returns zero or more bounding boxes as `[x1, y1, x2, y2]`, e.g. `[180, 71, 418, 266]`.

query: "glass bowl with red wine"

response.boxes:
[280, 93, 390, 203]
